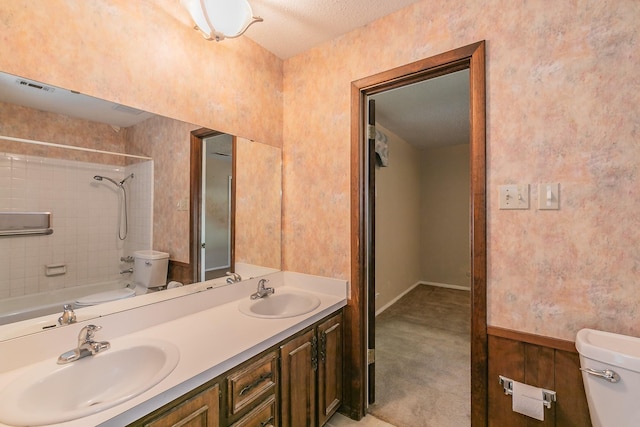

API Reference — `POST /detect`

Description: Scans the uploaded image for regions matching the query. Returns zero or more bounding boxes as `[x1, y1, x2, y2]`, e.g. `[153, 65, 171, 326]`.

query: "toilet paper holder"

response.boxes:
[498, 375, 557, 409]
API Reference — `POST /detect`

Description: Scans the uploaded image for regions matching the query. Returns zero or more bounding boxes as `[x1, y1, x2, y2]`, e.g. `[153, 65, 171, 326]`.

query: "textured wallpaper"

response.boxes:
[282, 0, 640, 340]
[125, 115, 197, 263]
[0, 0, 283, 148]
[3, 0, 639, 341]
[235, 137, 282, 269]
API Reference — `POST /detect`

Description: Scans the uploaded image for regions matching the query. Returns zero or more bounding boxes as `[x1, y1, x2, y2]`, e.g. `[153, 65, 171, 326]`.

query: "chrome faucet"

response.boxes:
[226, 272, 242, 284]
[250, 279, 275, 300]
[120, 267, 133, 274]
[57, 325, 110, 364]
[58, 304, 76, 325]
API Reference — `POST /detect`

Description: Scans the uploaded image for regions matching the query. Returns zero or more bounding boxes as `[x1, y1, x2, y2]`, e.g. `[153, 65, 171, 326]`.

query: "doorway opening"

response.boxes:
[201, 134, 234, 280]
[345, 41, 487, 425]
[367, 68, 471, 426]
[189, 128, 236, 284]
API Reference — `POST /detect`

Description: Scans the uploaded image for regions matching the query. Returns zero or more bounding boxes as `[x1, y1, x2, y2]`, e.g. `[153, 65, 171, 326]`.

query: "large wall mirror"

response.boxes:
[0, 71, 282, 340]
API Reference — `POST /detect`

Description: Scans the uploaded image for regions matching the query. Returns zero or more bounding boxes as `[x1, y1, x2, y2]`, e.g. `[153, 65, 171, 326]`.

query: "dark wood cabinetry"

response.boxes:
[280, 311, 343, 427]
[281, 328, 317, 427]
[317, 313, 343, 426]
[224, 352, 278, 426]
[129, 309, 343, 427]
[133, 384, 220, 427]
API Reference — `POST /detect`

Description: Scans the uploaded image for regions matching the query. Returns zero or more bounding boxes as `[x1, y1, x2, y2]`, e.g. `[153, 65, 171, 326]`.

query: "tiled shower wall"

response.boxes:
[0, 153, 153, 299]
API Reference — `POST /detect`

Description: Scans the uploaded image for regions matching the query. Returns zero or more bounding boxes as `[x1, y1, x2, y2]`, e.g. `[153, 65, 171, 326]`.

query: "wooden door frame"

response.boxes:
[345, 41, 487, 425]
[189, 128, 236, 284]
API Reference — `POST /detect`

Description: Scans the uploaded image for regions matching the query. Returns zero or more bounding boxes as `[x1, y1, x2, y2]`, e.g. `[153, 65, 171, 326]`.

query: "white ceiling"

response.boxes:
[246, 0, 424, 59]
[372, 69, 470, 149]
[244, 0, 470, 149]
[0, 1, 470, 148]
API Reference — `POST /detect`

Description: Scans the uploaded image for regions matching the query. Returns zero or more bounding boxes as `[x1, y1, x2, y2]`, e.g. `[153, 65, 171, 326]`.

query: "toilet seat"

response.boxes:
[74, 288, 136, 307]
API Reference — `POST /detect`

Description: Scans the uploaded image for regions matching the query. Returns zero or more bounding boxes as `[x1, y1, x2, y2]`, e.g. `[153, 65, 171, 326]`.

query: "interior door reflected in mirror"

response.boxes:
[190, 130, 283, 285]
[201, 134, 234, 281]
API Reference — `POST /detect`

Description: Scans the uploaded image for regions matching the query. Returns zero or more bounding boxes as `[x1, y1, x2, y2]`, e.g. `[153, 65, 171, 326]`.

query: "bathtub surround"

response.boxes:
[0, 152, 153, 305]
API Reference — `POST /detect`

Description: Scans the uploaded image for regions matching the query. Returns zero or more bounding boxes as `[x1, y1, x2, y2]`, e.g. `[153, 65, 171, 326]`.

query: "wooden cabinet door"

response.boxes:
[144, 384, 219, 427]
[317, 312, 343, 426]
[280, 328, 317, 427]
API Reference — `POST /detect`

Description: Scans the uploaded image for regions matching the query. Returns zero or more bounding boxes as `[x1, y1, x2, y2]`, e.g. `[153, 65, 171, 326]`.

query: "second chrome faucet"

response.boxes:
[250, 279, 275, 300]
[57, 325, 110, 364]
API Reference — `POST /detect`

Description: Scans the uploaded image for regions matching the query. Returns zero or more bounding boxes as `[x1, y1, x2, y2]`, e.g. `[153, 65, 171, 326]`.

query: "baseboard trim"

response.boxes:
[375, 281, 422, 316]
[420, 281, 471, 291]
[375, 281, 470, 316]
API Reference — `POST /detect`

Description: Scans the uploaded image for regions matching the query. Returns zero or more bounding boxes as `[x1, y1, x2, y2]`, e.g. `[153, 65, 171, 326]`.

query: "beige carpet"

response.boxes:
[369, 285, 471, 427]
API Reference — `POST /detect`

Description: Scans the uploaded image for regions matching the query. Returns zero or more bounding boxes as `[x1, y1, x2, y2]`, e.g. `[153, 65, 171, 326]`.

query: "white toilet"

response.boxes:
[576, 328, 640, 427]
[74, 250, 169, 307]
[131, 250, 169, 294]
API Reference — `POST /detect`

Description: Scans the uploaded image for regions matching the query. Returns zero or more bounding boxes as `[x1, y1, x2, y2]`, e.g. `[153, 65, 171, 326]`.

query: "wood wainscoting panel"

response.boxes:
[488, 328, 591, 427]
[168, 260, 192, 285]
[554, 350, 591, 427]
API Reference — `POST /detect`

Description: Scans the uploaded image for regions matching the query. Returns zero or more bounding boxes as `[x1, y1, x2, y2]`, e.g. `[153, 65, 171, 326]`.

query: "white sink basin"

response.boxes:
[0, 337, 179, 426]
[238, 289, 321, 318]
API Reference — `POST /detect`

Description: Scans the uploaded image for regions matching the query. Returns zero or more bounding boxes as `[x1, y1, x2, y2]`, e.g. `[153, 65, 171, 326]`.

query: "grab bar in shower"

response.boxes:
[0, 212, 53, 237]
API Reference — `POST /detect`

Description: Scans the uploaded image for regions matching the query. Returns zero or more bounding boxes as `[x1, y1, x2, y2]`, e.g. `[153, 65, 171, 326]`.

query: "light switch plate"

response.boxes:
[538, 183, 559, 210]
[499, 184, 529, 209]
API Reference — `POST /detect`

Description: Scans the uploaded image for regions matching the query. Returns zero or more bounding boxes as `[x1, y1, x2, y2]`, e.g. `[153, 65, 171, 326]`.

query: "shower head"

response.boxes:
[93, 173, 133, 241]
[93, 173, 134, 187]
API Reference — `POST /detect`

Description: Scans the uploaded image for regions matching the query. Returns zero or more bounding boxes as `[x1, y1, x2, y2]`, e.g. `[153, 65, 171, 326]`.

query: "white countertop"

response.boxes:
[0, 271, 347, 427]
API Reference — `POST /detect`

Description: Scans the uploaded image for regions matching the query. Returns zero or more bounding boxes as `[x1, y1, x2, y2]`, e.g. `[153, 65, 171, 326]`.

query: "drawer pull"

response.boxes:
[238, 372, 273, 396]
[260, 415, 274, 427]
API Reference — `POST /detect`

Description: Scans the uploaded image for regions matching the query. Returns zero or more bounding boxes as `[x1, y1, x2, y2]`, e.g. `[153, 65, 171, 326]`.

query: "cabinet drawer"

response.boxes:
[230, 395, 276, 427]
[142, 384, 219, 427]
[227, 352, 277, 415]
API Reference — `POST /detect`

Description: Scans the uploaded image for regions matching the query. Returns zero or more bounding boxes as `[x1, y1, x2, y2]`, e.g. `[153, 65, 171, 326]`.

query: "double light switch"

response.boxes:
[499, 183, 560, 210]
[498, 184, 530, 210]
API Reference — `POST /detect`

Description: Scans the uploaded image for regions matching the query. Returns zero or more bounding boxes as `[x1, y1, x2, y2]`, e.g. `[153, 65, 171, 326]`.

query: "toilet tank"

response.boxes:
[576, 328, 640, 427]
[134, 250, 169, 289]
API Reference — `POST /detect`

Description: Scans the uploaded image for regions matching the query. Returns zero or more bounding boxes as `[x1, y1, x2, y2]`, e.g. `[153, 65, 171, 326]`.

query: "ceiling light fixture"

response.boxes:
[183, 0, 263, 42]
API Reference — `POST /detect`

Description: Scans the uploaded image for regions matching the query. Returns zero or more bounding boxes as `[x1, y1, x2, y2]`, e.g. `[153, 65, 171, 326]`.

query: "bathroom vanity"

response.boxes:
[130, 310, 343, 427]
[0, 271, 347, 427]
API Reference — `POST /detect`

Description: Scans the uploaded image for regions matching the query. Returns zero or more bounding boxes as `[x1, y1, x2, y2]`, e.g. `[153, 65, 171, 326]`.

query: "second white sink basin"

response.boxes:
[239, 289, 321, 318]
[0, 337, 179, 426]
